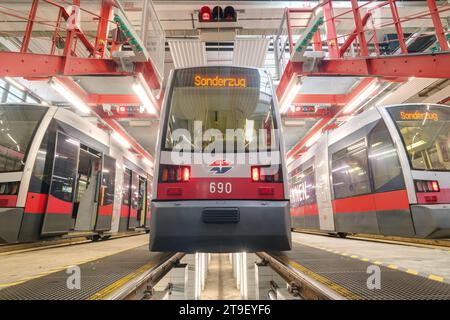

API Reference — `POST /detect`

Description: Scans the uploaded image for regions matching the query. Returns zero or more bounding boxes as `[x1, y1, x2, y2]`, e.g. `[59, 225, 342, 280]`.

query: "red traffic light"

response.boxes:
[199, 6, 236, 22]
[199, 6, 211, 22]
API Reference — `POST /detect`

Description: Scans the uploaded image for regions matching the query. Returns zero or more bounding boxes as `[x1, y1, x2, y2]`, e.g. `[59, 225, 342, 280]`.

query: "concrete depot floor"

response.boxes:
[201, 254, 240, 300]
[292, 232, 450, 280]
[0, 234, 149, 286]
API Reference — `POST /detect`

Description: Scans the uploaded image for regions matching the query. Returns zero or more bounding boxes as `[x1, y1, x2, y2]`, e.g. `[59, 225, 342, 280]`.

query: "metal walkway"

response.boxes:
[0, 245, 172, 300]
[269, 242, 450, 300]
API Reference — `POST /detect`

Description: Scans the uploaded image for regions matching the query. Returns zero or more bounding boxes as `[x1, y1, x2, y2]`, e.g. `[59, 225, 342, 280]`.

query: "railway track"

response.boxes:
[94, 252, 185, 300]
[0, 231, 147, 256]
[293, 229, 450, 250]
[257, 252, 346, 300]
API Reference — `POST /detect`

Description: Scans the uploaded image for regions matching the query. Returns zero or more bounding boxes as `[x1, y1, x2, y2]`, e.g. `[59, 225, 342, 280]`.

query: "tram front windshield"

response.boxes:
[389, 104, 450, 171]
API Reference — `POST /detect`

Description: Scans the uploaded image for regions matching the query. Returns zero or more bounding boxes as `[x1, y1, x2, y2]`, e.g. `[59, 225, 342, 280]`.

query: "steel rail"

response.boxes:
[256, 252, 347, 300]
[103, 252, 185, 300]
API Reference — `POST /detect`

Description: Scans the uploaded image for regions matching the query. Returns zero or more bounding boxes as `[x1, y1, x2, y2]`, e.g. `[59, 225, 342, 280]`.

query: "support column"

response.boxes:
[94, 0, 114, 58]
[21, 0, 40, 53]
[350, 0, 369, 56]
[427, 0, 449, 51]
[388, 0, 408, 54]
[322, 0, 339, 58]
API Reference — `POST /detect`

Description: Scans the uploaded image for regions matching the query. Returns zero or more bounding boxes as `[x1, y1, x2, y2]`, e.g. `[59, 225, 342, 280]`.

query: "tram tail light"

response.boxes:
[159, 165, 191, 183]
[251, 167, 260, 182]
[182, 166, 190, 182]
[251, 166, 283, 183]
[415, 180, 440, 193]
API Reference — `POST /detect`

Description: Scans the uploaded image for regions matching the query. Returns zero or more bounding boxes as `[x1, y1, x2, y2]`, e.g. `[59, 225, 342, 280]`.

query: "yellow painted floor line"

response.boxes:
[428, 274, 444, 282]
[0, 242, 147, 289]
[293, 239, 449, 284]
[88, 261, 156, 300]
[406, 269, 419, 275]
[285, 259, 361, 300]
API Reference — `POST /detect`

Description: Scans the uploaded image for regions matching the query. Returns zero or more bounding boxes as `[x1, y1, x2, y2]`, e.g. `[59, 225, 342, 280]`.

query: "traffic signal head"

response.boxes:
[199, 6, 212, 22]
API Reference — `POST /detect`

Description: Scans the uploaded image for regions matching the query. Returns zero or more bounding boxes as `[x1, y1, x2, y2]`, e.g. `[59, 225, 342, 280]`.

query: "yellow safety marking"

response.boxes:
[293, 234, 450, 284]
[0, 280, 26, 288]
[0, 242, 147, 289]
[387, 264, 398, 270]
[428, 274, 444, 282]
[285, 259, 362, 300]
[88, 261, 156, 300]
[406, 269, 419, 275]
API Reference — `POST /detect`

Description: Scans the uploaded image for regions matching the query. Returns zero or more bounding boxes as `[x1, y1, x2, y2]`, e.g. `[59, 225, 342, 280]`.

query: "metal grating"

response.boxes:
[202, 208, 240, 223]
[0, 245, 172, 300]
[273, 243, 450, 300]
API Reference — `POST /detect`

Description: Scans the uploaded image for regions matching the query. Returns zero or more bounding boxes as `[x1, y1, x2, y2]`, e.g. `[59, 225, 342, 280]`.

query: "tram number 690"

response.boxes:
[209, 182, 232, 194]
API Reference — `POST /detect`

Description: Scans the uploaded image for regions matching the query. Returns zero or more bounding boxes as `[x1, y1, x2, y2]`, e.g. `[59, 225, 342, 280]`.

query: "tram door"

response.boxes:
[128, 171, 139, 229]
[315, 136, 335, 231]
[95, 155, 116, 231]
[145, 177, 152, 228]
[72, 146, 102, 231]
[137, 177, 146, 227]
[41, 132, 80, 235]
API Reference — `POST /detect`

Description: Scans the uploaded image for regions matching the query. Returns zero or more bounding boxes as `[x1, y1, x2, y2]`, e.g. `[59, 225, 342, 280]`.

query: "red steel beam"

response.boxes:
[292, 53, 450, 78]
[426, 0, 450, 51]
[291, 94, 349, 106]
[388, 0, 408, 54]
[86, 94, 141, 105]
[285, 77, 375, 159]
[286, 117, 332, 159]
[21, 0, 39, 53]
[58, 80, 154, 161]
[0, 52, 161, 90]
[94, 0, 114, 58]
[340, 12, 371, 57]
[322, 0, 339, 58]
[0, 52, 124, 77]
[350, 0, 369, 57]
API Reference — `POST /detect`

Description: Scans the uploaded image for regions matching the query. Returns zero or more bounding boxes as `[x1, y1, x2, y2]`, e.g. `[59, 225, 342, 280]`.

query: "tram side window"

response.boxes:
[122, 169, 131, 206]
[50, 133, 79, 202]
[331, 140, 371, 199]
[368, 121, 405, 192]
[101, 156, 116, 206]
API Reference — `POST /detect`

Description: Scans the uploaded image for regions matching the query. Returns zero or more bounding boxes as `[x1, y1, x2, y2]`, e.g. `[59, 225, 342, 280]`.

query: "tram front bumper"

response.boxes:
[149, 200, 291, 253]
[411, 204, 450, 238]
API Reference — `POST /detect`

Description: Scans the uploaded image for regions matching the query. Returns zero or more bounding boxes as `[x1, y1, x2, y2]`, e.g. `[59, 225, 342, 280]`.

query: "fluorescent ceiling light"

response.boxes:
[112, 132, 131, 149]
[5, 77, 26, 91]
[280, 79, 302, 114]
[143, 157, 153, 167]
[50, 79, 90, 114]
[343, 81, 379, 114]
[305, 130, 322, 148]
[132, 77, 157, 114]
[376, 91, 394, 107]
